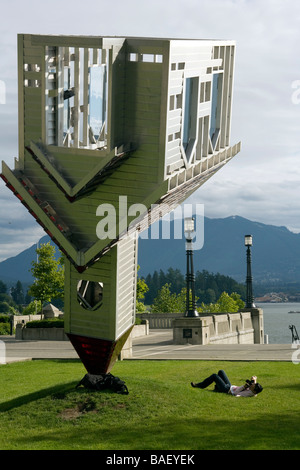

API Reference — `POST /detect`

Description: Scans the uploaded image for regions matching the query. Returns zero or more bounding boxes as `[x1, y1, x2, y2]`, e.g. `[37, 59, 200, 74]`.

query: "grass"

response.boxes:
[0, 359, 299, 450]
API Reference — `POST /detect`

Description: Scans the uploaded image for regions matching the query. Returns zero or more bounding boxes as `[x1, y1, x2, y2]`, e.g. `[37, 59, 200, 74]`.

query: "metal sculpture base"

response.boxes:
[67, 326, 133, 375]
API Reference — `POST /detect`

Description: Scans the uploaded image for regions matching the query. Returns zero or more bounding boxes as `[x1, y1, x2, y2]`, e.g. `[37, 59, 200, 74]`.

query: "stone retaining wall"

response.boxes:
[136, 312, 183, 329]
[14, 321, 149, 344]
[15, 325, 68, 341]
[173, 309, 264, 345]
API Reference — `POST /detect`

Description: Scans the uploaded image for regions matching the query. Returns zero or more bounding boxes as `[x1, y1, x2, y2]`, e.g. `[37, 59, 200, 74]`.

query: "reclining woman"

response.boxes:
[191, 370, 263, 397]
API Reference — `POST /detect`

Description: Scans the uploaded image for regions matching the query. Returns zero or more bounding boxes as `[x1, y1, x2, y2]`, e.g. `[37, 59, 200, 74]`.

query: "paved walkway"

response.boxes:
[130, 330, 295, 361]
[0, 330, 296, 363]
[0, 336, 79, 363]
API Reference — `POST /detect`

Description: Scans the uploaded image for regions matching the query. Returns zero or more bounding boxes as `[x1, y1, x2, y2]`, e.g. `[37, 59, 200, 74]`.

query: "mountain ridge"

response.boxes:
[1, 215, 300, 288]
[138, 215, 300, 284]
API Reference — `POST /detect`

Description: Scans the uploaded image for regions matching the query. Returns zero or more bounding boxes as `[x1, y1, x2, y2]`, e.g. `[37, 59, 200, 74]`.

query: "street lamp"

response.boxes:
[245, 234, 256, 308]
[184, 217, 199, 317]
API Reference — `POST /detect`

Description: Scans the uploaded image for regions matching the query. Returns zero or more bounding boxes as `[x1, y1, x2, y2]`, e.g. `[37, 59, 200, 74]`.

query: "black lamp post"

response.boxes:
[184, 217, 199, 317]
[245, 234, 256, 308]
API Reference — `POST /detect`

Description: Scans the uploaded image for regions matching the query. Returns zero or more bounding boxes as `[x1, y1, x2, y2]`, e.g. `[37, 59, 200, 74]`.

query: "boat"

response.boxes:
[288, 311, 300, 313]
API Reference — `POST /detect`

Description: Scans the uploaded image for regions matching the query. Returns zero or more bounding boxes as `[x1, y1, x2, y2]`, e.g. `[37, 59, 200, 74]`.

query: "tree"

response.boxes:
[176, 287, 200, 314]
[151, 283, 198, 314]
[151, 284, 182, 313]
[0, 280, 7, 294]
[0, 284, 19, 313]
[22, 300, 42, 316]
[203, 288, 216, 304]
[28, 242, 64, 317]
[136, 266, 149, 313]
[143, 268, 246, 306]
[200, 292, 245, 314]
[25, 290, 32, 305]
[229, 292, 245, 310]
[215, 292, 240, 313]
[0, 301, 18, 315]
[165, 268, 185, 294]
[11, 280, 25, 305]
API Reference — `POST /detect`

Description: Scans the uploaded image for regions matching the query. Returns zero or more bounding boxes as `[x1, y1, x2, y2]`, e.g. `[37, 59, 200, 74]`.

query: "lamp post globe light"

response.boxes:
[184, 217, 199, 317]
[245, 234, 256, 309]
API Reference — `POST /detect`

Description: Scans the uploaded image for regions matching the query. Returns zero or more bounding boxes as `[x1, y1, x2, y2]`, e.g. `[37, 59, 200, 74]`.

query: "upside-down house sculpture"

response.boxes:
[1, 35, 240, 374]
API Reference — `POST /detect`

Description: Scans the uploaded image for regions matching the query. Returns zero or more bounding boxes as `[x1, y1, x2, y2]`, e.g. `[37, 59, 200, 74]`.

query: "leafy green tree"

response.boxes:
[143, 268, 246, 305]
[22, 300, 42, 316]
[0, 301, 18, 315]
[229, 292, 245, 310]
[151, 283, 199, 313]
[0, 285, 19, 313]
[176, 287, 200, 314]
[215, 292, 240, 313]
[151, 284, 181, 313]
[28, 243, 64, 317]
[136, 266, 149, 313]
[200, 292, 245, 313]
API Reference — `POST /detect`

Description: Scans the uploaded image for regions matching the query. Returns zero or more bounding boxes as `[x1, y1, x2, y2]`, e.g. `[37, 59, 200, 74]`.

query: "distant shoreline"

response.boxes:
[256, 301, 300, 304]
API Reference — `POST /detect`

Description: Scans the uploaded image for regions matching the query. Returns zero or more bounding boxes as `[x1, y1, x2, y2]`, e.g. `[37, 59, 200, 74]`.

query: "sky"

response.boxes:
[0, 0, 300, 261]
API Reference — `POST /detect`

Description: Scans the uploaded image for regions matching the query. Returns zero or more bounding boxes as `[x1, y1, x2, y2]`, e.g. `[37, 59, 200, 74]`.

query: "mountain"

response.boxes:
[138, 216, 300, 285]
[1, 216, 300, 288]
[0, 235, 55, 287]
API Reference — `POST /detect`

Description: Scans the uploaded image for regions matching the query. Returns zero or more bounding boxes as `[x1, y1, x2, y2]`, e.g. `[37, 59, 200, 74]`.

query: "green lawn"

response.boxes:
[0, 359, 299, 450]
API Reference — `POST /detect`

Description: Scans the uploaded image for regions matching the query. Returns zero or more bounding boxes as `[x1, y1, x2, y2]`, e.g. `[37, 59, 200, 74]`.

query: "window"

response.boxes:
[46, 47, 108, 150]
[77, 280, 103, 310]
[88, 65, 107, 143]
[169, 94, 182, 111]
[128, 53, 163, 63]
[200, 81, 211, 103]
[182, 77, 199, 162]
[209, 73, 222, 149]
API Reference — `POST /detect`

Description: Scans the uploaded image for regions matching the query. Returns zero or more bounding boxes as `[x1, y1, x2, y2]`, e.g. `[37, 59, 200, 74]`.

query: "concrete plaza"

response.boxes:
[1, 330, 296, 363]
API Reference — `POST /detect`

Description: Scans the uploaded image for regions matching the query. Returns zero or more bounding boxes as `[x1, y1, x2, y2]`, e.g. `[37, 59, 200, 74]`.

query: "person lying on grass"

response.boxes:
[191, 369, 263, 397]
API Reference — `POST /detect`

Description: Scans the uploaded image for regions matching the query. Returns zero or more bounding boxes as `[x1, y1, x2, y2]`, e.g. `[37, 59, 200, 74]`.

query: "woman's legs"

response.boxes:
[215, 370, 231, 392]
[192, 370, 231, 393]
[217, 370, 231, 387]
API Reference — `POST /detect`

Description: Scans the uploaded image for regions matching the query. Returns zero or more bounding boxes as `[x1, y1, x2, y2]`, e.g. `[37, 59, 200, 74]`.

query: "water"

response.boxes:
[256, 302, 300, 344]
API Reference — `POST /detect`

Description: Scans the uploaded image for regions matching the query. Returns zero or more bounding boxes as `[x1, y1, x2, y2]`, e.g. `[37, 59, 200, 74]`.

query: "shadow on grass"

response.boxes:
[0, 381, 80, 412]
[0, 359, 86, 412]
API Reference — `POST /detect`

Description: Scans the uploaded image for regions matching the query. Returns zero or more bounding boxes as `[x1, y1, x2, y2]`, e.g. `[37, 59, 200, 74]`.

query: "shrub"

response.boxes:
[25, 318, 64, 329]
[0, 303, 17, 315]
[0, 314, 10, 323]
[0, 323, 10, 335]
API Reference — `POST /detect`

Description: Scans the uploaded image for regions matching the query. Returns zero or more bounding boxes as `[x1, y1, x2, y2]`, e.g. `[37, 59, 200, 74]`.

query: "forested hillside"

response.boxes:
[142, 268, 246, 305]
